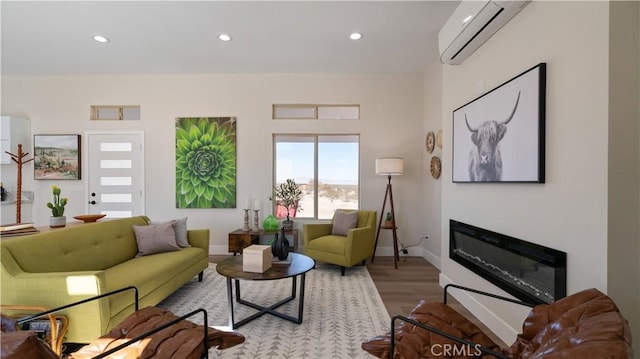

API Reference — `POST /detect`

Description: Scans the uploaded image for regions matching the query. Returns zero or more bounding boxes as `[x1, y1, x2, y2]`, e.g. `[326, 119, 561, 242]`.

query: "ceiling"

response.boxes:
[1, 1, 460, 76]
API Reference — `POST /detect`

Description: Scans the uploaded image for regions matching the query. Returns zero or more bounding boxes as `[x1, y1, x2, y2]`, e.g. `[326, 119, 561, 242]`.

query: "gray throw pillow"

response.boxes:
[133, 221, 181, 257]
[173, 217, 190, 248]
[150, 218, 190, 248]
[331, 210, 359, 236]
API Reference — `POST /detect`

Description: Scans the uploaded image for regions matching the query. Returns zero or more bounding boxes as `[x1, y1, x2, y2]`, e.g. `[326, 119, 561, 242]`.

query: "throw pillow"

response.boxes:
[172, 217, 190, 248]
[133, 221, 181, 257]
[331, 210, 358, 236]
[150, 218, 190, 247]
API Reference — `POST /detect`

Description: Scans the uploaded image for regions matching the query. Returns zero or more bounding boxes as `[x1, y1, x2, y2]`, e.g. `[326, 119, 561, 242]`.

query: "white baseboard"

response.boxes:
[438, 273, 519, 344]
[420, 247, 441, 270]
[210, 245, 229, 255]
[210, 244, 443, 269]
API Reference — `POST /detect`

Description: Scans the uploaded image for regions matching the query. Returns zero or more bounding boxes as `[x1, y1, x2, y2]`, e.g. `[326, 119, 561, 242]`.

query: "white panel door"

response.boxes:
[86, 132, 144, 217]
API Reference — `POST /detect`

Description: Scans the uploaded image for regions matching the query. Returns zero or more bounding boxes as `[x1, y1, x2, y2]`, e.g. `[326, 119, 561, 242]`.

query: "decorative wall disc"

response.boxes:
[436, 129, 443, 149]
[425, 131, 435, 153]
[430, 156, 441, 179]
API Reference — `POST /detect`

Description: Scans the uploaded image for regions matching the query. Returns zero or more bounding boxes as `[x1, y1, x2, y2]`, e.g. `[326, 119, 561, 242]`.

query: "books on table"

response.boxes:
[0, 222, 39, 237]
[272, 253, 292, 265]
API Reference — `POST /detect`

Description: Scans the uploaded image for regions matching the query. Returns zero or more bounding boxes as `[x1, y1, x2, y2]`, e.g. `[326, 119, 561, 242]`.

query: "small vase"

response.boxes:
[262, 214, 279, 231]
[271, 230, 290, 260]
[282, 219, 294, 231]
[50, 216, 66, 228]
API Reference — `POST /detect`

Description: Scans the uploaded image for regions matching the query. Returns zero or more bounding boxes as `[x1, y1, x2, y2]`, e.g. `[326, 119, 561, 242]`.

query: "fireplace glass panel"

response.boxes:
[450, 220, 566, 305]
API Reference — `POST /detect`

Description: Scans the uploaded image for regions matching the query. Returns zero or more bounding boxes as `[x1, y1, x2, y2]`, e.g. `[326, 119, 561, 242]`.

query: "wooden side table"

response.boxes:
[228, 230, 260, 255]
[228, 229, 298, 255]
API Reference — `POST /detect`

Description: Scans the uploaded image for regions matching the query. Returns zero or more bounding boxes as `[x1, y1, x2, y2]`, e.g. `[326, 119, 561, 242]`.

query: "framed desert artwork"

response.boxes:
[452, 63, 546, 183]
[34, 134, 81, 180]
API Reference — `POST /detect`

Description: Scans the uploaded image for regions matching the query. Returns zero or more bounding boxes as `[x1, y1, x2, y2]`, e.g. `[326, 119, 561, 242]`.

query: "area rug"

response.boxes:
[158, 263, 390, 358]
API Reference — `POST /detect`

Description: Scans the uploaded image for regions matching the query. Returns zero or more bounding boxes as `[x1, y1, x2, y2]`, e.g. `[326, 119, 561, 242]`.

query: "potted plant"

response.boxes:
[384, 212, 394, 228]
[274, 179, 302, 231]
[47, 185, 68, 228]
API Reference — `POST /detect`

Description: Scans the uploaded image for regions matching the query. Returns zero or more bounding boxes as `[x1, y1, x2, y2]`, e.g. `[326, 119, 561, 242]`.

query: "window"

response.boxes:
[91, 105, 140, 121]
[272, 104, 360, 120]
[274, 134, 359, 220]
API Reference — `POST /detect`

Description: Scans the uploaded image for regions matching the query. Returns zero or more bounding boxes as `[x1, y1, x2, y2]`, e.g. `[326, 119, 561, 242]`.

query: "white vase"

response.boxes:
[50, 216, 66, 228]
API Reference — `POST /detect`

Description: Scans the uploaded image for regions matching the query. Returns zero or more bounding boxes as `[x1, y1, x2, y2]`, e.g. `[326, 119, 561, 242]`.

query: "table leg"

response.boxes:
[226, 277, 235, 329]
[298, 273, 306, 323]
[235, 279, 242, 303]
[230, 274, 306, 328]
[291, 276, 297, 299]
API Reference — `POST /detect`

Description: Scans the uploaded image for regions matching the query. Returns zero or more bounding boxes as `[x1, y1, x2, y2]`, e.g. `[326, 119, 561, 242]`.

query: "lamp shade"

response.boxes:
[375, 158, 404, 176]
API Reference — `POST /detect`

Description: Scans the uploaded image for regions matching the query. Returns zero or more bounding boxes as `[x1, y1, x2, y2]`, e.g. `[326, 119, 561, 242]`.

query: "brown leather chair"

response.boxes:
[362, 285, 633, 358]
[69, 306, 244, 359]
[1, 287, 244, 359]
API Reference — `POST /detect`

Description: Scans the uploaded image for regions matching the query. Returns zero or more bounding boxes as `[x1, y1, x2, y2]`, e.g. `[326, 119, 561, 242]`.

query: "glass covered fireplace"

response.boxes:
[450, 220, 567, 305]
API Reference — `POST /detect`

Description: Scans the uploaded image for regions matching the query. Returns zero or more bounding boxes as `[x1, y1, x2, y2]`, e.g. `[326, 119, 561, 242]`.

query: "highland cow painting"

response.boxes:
[34, 134, 81, 180]
[452, 63, 546, 183]
[176, 117, 237, 208]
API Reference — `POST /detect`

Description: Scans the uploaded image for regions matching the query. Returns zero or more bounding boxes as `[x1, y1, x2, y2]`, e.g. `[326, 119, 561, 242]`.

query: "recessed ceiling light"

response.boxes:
[462, 15, 474, 24]
[350, 32, 362, 40]
[93, 35, 109, 43]
[218, 34, 232, 42]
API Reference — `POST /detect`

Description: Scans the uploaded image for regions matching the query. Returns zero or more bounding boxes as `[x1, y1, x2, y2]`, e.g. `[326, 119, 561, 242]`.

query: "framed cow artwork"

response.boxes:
[452, 63, 546, 183]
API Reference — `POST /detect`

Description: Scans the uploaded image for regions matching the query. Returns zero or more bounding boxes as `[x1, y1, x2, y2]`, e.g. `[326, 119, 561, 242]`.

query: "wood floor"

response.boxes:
[210, 254, 506, 347]
[366, 256, 506, 346]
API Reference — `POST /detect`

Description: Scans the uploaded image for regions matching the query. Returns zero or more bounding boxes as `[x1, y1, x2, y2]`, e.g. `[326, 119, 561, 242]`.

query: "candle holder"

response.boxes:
[242, 209, 250, 232]
[252, 209, 261, 233]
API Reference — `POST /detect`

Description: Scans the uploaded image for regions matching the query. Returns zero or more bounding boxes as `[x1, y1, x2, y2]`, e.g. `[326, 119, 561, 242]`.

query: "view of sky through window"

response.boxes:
[275, 135, 359, 219]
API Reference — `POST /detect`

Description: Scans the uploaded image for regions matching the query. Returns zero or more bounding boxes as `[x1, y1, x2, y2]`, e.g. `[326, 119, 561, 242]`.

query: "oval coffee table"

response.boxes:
[216, 252, 315, 329]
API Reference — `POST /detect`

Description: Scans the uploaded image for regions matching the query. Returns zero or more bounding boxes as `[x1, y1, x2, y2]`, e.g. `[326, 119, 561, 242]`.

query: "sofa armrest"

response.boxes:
[345, 227, 375, 262]
[187, 229, 210, 252]
[303, 223, 333, 247]
[1, 269, 111, 341]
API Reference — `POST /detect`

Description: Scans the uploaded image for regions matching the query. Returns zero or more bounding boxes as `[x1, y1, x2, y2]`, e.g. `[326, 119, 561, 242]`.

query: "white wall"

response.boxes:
[440, 1, 614, 343]
[1, 73, 425, 256]
[608, 0, 640, 352]
[421, 61, 443, 268]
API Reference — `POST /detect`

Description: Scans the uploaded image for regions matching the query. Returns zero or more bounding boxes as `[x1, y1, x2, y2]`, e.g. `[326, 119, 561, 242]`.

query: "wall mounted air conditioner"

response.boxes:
[439, 0, 530, 65]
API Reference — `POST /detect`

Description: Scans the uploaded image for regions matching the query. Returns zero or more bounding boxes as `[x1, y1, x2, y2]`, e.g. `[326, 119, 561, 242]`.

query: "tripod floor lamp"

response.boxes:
[372, 157, 404, 269]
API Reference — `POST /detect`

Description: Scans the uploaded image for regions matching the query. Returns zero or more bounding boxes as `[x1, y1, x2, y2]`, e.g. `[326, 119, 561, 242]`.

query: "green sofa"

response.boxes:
[303, 210, 377, 275]
[0, 216, 210, 343]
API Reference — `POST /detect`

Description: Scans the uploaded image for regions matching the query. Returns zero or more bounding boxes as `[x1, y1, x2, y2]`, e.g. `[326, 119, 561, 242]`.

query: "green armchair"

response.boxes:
[303, 210, 377, 276]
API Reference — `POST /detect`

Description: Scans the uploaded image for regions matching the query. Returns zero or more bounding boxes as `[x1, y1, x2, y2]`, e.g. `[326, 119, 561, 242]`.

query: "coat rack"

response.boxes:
[5, 144, 34, 223]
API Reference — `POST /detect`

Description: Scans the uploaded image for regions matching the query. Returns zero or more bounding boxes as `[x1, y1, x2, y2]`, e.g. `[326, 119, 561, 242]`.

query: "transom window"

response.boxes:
[272, 104, 360, 120]
[273, 134, 359, 220]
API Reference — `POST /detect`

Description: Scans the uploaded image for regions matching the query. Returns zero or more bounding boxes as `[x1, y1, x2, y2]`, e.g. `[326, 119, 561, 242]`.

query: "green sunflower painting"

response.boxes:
[176, 117, 237, 208]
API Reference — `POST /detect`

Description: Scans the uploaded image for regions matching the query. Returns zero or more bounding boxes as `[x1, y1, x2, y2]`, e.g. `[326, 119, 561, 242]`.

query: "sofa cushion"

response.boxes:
[104, 247, 207, 317]
[133, 222, 181, 257]
[332, 210, 358, 236]
[307, 235, 347, 255]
